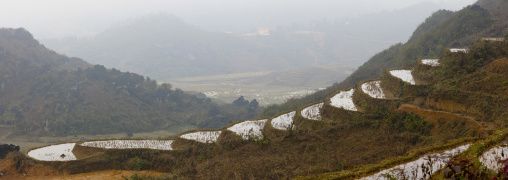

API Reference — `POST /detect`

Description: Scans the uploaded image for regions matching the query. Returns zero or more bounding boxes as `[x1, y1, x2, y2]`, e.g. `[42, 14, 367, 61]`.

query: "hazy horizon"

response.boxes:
[1, 0, 477, 39]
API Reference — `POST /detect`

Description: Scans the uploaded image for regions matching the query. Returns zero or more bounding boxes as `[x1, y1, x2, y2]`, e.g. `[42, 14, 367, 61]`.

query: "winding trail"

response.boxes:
[398, 104, 482, 127]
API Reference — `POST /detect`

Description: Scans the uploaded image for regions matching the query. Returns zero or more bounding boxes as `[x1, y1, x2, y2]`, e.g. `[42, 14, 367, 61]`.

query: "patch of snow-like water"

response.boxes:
[27, 143, 77, 161]
[271, 111, 296, 130]
[359, 144, 470, 180]
[180, 131, 222, 143]
[479, 144, 508, 171]
[450, 48, 469, 53]
[301, 103, 324, 120]
[81, 140, 174, 150]
[227, 119, 267, 140]
[330, 89, 357, 111]
[361, 81, 386, 99]
[421, 59, 440, 66]
[389, 70, 416, 85]
[203, 91, 219, 98]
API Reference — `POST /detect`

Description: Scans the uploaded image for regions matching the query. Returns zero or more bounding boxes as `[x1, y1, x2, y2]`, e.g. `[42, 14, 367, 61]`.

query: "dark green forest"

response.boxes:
[0, 28, 261, 136]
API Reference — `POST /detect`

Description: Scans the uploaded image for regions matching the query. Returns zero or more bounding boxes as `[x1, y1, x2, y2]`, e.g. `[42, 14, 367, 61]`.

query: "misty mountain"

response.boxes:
[43, 3, 443, 82]
[179, 1, 471, 34]
[43, 14, 295, 80]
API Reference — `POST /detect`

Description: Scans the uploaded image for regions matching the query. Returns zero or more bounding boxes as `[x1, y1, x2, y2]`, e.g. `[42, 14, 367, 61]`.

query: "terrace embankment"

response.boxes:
[487, 58, 508, 76]
[353, 80, 398, 112]
[412, 59, 442, 85]
[380, 70, 428, 99]
[0, 151, 61, 178]
[71, 143, 105, 160]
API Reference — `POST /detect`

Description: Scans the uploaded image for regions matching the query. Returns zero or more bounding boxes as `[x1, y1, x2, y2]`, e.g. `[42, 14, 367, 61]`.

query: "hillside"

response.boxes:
[0, 28, 261, 138]
[3, 29, 507, 179]
[0, 0, 507, 179]
[261, 1, 508, 117]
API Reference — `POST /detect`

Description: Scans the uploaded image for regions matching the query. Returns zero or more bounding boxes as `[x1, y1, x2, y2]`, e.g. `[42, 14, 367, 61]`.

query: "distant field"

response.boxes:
[175, 83, 322, 105]
[169, 65, 354, 105]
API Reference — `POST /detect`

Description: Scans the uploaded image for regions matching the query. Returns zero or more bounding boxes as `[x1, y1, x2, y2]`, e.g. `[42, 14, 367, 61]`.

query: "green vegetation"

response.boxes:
[123, 172, 173, 180]
[371, 108, 433, 135]
[0, 28, 262, 136]
[2, 0, 508, 179]
[296, 37, 508, 180]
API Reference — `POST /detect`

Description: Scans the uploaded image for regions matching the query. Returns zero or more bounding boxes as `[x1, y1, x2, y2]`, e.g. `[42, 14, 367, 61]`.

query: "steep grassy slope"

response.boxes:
[0, 28, 261, 137]
[261, 1, 508, 117]
[304, 39, 508, 179]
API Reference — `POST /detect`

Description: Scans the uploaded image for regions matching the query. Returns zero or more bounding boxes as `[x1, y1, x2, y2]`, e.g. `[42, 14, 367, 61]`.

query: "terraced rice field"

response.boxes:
[179, 131, 222, 143]
[450, 48, 469, 53]
[301, 103, 324, 121]
[359, 144, 471, 180]
[479, 144, 508, 171]
[389, 70, 416, 85]
[270, 111, 296, 130]
[421, 59, 440, 66]
[80, 140, 174, 150]
[361, 81, 386, 99]
[330, 89, 357, 111]
[227, 119, 267, 140]
[27, 143, 77, 161]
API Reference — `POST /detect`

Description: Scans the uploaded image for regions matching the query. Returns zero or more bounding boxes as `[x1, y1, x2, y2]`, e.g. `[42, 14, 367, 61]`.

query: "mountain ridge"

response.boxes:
[0, 28, 261, 137]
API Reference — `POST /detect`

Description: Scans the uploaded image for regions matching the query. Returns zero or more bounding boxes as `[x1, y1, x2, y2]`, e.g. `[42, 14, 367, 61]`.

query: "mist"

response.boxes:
[1, 0, 476, 39]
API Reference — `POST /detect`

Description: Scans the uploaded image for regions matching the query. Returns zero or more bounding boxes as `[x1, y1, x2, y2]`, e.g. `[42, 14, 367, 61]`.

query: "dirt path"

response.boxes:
[399, 104, 477, 121]
[398, 104, 495, 133]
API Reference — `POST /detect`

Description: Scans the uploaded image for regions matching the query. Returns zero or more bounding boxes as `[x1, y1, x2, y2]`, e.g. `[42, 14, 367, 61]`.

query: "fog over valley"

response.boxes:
[2, 0, 476, 39]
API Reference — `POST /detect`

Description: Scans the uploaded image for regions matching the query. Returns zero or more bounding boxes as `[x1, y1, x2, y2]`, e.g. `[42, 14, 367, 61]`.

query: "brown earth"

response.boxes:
[413, 97, 484, 117]
[0, 152, 20, 177]
[0, 151, 165, 180]
[7, 170, 165, 180]
[487, 58, 508, 76]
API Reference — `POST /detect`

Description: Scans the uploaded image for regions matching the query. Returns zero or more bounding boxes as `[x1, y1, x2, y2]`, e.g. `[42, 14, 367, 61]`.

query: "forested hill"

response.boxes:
[0, 28, 261, 136]
[261, 0, 508, 117]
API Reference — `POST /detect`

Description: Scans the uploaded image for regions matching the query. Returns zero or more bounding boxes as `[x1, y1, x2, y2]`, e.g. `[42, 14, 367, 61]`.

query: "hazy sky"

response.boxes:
[1, 0, 477, 39]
